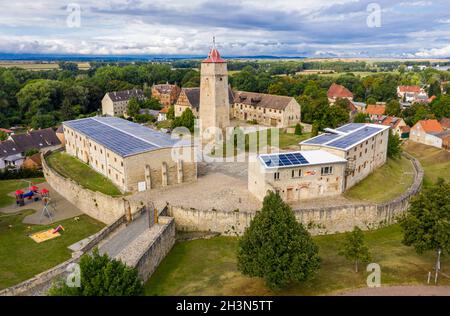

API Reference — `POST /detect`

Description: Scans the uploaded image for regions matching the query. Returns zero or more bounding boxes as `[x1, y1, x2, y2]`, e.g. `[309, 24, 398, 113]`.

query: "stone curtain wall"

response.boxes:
[42, 150, 143, 224]
[134, 217, 176, 281]
[169, 153, 424, 236]
[0, 215, 127, 296]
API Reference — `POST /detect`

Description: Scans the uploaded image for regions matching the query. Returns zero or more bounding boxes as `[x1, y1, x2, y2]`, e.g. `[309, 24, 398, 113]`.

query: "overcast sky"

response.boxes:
[0, 0, 449, 57]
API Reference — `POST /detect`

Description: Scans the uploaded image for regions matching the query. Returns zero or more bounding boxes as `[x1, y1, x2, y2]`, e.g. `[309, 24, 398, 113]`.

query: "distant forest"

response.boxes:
[0, 60, 449, 131]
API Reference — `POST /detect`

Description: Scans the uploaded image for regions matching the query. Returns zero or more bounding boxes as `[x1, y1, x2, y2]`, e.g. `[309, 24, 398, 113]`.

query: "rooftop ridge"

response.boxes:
[91, 117, 163, 149]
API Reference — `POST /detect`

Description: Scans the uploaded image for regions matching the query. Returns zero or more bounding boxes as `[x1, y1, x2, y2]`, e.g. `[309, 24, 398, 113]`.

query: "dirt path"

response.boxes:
[338, 285, 450, 296]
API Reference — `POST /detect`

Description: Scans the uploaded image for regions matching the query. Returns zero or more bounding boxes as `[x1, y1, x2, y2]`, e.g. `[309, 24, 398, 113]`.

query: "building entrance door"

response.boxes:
[270, 118, 277, 127]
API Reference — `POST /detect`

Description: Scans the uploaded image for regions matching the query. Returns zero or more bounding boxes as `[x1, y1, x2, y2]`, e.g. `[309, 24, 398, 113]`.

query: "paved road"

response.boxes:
[338, 285, 450, 296]
[99, 213, 150, 258]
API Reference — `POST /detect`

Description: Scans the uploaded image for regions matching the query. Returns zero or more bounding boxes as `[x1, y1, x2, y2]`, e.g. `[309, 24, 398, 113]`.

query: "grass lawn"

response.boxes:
[145, 225, 449, 296]
[403, 141, 450, 187]
[0, 210, 104, 289]
[344, 156, 415, 203]
[46, 152, 122, 196]
[0, 178, 44, 208]
[216, 129, 310, 157]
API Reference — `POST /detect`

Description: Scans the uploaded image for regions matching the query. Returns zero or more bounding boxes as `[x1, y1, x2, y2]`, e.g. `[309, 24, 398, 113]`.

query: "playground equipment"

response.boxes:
[52, 225, 65, 234]
[39, 196, 56, 223]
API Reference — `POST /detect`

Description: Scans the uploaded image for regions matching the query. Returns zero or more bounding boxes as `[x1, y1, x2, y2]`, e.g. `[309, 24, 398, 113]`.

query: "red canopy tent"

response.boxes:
[40, 189, 49, 195]
[15, 190, 24, 195]
[30, 185, 39, 191]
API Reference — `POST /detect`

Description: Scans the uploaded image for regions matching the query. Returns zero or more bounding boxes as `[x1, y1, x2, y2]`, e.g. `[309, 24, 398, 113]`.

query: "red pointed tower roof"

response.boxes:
[203, 48, 226, 63]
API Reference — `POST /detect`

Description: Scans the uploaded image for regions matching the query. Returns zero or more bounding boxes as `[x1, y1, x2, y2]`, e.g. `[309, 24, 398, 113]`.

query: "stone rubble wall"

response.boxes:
[42, 150, 144, 224]
[168, 152, 424, 236]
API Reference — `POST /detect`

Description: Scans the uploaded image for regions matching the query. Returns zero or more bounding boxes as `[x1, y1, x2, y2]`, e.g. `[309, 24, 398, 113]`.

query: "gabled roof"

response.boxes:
[25, 153, 42, 166]
[233, 91, 295, 111]
[327, 83, 353, 99]
[366, 104, 386, 115]
[378, 116, 404, 129]
[0, 140, 22, 159]
[152, 84, 178, 94]
[398, 85, 421, 93]
[179, 87, 234, 110]
[63, 117, 189, 158]
[416, 119, 443, 133]
[10, 128, 61, 152]
[439, 117, 450, 129]
[106, 89, 144, 102]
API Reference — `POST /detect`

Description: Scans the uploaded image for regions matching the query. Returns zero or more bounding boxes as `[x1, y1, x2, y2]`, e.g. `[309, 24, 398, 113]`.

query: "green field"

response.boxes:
[0, 178, 44, 208]
[145, 225, 449, 296]
[46, 152, 122, 196]
[0, 210, 104, 289]
[403, 141, 450, 187]
[344, 156, 415, 203]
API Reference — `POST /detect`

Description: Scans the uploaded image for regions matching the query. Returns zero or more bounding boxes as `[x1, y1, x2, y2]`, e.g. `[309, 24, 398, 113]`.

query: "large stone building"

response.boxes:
[248, 150, 347, 202]
[174, 87, 234, 118]
[199, 46, 230, 140]
[300, 123, 390, 189]
[151, 83, 181, 107]
[231, 91, 301, 128]
[63, 117, 196, 193]
[101, 89, 145, 117]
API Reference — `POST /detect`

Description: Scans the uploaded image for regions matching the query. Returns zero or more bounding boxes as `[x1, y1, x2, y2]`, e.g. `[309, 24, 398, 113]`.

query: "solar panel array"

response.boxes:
[93, 117, 178, 148]
[302, 132, 341, 145]
[327, 126, 382, 149]
[64, 117, 180, 157]
[336, 123, 365, 133]
[260, 152, 309, 168]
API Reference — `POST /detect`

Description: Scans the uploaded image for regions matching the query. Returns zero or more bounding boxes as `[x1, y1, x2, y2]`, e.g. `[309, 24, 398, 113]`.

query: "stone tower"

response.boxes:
[199, 42, 230, 141]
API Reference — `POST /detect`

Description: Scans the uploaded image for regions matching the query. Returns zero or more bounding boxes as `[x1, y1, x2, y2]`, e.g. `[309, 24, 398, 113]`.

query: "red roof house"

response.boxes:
[366, 104, 386, 116]
[397, 86, 422, 94]
[327, 83, 354, 101]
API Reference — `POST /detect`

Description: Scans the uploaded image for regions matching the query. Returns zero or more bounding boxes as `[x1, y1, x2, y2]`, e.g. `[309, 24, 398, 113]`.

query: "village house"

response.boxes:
[372, 116, 409, 139]
[101, 89, 146, 117]
[299, 123, 390, 189]
[158, 106, 170, 122]
[231, 91, 301, 128]
[0, 128, 61, 170]
[63, 117, 197, 193]
[151, 83, 181, 107]
[327, 83, 354, 104]
[365, 104, 386, 120]
[397, 86, 428, 103]
[0, 140, 24, 170]
[350, 101, 367, 113]
[409, 119, 449, 149]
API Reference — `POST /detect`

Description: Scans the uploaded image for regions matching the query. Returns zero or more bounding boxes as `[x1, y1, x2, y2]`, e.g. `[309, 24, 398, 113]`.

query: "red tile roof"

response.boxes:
[398, 85, 421, 93]
[203, 48, 226, 63]
[417, 119, 444, 133]
[160, 106, 169, 114]
[327, 83, 353, 99]
[366, 104, 386, 115]
[400, 125, 410, 133]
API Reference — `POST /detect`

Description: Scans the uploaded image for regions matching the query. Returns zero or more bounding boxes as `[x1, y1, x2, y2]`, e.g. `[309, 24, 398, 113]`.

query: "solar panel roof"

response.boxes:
[336, 123, 365, 133]
[327, 126, 381, 149]
[259, 150, 347, 169]
[260, 152, 309, 168]
[64, 117, 186, 157]
[300, 123, 388, 151]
